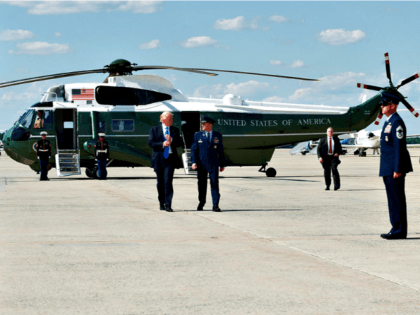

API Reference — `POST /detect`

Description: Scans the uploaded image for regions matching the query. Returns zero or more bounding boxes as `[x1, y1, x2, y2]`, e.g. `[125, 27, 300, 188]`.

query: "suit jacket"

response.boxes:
[190, 130, 226, 172]
[148, 125, 183, 171]
[379, 112, 413, 176]
[317, 135, 342, 160]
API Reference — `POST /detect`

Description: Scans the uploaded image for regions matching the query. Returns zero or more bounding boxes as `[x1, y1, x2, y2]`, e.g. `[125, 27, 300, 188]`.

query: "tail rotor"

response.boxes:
[356, 52, 420, 124]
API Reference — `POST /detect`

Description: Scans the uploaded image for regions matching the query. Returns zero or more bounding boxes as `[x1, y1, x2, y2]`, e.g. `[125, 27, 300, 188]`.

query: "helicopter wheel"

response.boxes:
[85, 167, 98, 179]
[266, 167, 277, 177]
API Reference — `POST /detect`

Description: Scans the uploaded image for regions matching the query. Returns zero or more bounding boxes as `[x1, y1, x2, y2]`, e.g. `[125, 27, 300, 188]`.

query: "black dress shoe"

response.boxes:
[325, 186, 330, 190]
[212, 206, 222, 212]
[166, 207, 174, 212]
[380, 233, 406, 240]
[334, 186, 340, 191]
[197, 203, 204, 211]
[160, 204, 166, 211]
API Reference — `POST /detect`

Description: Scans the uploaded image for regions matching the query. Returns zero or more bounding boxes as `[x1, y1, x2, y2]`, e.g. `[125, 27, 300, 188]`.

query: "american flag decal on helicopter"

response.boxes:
[72, 89, 94, 100]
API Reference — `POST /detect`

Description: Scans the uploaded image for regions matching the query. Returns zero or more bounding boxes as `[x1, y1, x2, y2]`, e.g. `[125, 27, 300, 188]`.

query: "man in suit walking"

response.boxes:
[191, 116, 226, 212]
[148, 112, 183, 212]
[378, 93, 413, 240]
[317, 127, 342, 191]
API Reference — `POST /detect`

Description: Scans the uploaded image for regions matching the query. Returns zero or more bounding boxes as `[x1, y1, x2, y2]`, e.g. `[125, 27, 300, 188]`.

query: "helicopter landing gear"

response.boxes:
[85, 167, 99, 179]
[259, 163, 277, 177]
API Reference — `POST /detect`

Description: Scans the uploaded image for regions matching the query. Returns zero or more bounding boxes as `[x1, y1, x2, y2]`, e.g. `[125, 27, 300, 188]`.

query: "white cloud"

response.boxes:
[139, 39, 160, 50]
[0, 29, 35, 41]
[193, 80, 271, 98]
[214, 16, 246, 31]
[291, 60, 305, 68]
[180, 36, 218, 48]
[288, 72, 366, 102]
[318, 28, 366, 45]
[8, 42, 71, 55]
[269, 15, 288, 23]
[5, 1, 163, 15]
[270, 60, 282, 66]
[54, 32, 62, 37]
[213, 16, 260, 31]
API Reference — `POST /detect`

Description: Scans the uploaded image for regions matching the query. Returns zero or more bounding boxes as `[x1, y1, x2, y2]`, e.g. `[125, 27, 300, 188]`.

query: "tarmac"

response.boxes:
[1, 149, 420, 315]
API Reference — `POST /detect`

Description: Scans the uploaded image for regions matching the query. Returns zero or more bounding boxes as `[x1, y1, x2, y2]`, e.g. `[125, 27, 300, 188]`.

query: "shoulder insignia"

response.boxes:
[396, 125, 404, 139]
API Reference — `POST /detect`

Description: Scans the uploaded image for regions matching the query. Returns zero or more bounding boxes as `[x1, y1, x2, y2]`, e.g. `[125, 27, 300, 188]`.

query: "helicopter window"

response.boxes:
[33, 110, 52, 129]
[20, 110, 35, 129]
[95, 86, 172, 106]
[99, 121, 106, 133]
[64, 122, 74, 129]
[112, 120, 134, 132]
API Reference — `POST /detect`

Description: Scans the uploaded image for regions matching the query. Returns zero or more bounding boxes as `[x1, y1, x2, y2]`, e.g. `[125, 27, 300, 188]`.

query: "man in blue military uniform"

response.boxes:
[36, 131, 51, 181]
[148, 112, 183, 212]
[94, 133, 110, 180]
[379, 92, 413, 240]
[191, 116, 226, 212]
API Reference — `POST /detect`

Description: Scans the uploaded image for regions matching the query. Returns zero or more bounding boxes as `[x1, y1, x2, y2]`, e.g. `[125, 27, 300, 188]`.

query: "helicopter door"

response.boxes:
[180, 111, 201, 149]
[55, 109, 78, 150]
[180, 111, 201, 175]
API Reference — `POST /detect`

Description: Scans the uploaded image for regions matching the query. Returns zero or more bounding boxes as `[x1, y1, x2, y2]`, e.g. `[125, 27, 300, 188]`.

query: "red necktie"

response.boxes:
[328, 137, 332, 154]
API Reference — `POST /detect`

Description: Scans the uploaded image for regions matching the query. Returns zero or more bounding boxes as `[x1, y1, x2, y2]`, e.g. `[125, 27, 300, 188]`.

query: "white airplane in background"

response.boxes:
[290, 129, 420, 157]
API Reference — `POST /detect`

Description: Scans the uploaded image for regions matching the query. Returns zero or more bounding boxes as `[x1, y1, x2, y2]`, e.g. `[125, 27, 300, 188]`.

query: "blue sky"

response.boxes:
[1, 1, 420, 133]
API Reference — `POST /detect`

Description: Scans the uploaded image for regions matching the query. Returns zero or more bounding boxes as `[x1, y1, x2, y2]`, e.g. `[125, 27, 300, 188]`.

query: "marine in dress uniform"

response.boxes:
[190, 116, 226, 212]
[36, 131, 51, 181]
[94, 133, 110, 180]
[148, 112, 183, 212]
[317, 127, 342, 190]
[379, 93, 413, 240]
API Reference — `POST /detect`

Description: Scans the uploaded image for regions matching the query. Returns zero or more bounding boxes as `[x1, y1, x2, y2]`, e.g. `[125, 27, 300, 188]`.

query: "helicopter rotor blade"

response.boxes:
[133, 66, 319, 81]
[400, 98, 420, 118]
[0, 69, 106, 89]
[188, 68, 319, 81]
[373, 109, 384, 126]
[132, 66, 218, 76]
[384, 52, 392, 85]
[396, 72, 420, 89]
[356, 83, 383, 91]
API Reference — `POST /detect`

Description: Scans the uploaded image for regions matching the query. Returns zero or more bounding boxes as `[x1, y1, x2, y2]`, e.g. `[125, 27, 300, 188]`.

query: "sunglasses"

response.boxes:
[380, 101, 393, 106]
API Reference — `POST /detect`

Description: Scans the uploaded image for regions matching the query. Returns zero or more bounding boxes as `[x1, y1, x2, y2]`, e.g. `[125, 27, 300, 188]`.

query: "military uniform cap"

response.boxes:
[98, 133, 106, 137]
[201, 116, 216, 124]
[40, 131, 48, 135]
[379, 92, 403, 105]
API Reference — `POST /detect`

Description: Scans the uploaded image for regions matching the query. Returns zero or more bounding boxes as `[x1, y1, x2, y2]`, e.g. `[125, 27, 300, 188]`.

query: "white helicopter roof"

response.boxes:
[37, 74, 350, 115]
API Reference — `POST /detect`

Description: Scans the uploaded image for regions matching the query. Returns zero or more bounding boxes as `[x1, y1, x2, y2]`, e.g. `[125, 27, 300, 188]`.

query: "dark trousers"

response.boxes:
[40, 159, 49, 179]
[383, 175, 407, 236]
[197, 166, 220, 207]
[322, 156, 340, 188]
[155, 163, 175, 207]
[97, 160, 107, 179]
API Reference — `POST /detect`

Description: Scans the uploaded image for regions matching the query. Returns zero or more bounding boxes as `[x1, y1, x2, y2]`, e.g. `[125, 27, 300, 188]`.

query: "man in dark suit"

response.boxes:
[148, 112, 183, 212]
[378, 93, 413, 240]
[317, 127, 342, 191]
[191, 116, 226, 212]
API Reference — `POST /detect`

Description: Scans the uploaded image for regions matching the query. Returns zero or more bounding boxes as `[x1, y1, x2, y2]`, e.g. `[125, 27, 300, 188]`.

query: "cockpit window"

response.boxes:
[34, 110, 52, 129]
[20, 110, 35, 129]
